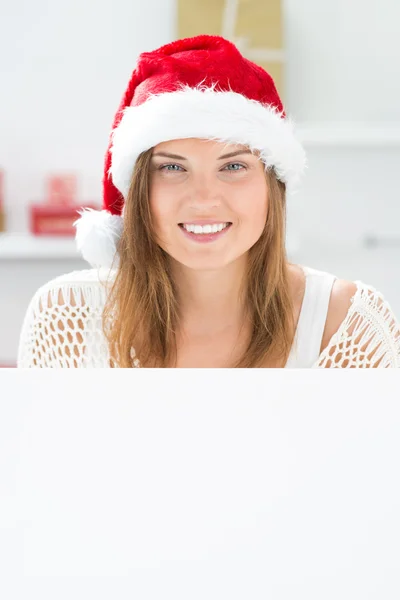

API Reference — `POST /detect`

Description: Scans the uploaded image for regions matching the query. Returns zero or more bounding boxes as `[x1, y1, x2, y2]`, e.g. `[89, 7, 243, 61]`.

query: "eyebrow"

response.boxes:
[151, 149, 253, 160]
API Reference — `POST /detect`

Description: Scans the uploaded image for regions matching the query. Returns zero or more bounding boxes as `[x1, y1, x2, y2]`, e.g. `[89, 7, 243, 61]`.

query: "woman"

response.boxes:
[18, 35, 400, 368]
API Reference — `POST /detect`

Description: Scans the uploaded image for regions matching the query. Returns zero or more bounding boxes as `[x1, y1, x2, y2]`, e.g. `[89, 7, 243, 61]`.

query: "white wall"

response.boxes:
[0, 0, 176, 232]
[1, 0, 400, 363]
[284, 0, 400, 123]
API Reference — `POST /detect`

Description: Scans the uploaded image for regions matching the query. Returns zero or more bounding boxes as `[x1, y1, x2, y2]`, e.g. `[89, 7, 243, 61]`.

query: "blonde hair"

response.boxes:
[103, 148, 295, 367]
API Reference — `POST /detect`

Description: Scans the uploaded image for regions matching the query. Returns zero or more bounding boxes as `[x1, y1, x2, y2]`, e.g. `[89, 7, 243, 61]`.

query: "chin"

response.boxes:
[174, 251, 242, 272]
[187, 261, 229, 272]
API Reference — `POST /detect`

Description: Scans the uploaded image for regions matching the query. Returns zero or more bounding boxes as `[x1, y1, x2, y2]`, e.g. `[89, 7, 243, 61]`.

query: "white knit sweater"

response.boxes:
[17, 267, 400, 368]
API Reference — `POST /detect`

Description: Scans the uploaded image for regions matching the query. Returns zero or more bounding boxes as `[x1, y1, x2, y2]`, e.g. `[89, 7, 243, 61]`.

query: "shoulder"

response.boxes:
[38, 267, 116, 290]
[29, 267, 116, 306]
[317, 275, 400, 367]
[18, 268, 115, 368]
[320, 278, 359, 353]
[21, 267, 115, 336]
[289, 265, 358, 343]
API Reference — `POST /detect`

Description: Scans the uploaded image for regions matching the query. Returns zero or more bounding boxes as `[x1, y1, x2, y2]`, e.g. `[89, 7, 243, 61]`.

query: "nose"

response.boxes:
[187, 177, 221, 212]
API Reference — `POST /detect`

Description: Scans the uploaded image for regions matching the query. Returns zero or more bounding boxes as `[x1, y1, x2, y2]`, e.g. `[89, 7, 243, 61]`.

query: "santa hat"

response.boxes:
[75, 34, 306, 269]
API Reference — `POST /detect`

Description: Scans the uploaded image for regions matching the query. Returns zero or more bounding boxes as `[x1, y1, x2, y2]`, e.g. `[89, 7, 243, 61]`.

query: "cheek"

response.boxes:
[149, 193, 163, 227]
[149, 187, 179, 242]
[149, 183, 168, 224]
[233, 180, 268, 228]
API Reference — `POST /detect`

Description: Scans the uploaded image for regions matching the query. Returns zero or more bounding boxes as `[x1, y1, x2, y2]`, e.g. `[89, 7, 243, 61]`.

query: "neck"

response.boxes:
[171, 255, 249, 336]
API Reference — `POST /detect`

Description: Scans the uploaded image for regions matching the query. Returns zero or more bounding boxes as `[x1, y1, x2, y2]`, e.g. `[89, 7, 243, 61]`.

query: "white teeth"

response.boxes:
[182, 223, 229, 234]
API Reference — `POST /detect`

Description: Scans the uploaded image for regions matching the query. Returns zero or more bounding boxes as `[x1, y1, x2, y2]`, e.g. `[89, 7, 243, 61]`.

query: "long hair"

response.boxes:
[103, 148, 296, 368]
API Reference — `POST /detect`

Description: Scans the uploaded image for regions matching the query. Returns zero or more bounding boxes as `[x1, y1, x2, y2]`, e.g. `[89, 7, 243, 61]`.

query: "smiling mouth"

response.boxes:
[177, 222, 233, 242]
[178, 222, 232, 234]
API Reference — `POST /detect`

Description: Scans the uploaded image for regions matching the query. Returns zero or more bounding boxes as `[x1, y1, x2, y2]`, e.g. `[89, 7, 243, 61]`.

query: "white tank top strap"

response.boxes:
[285, 265, 337, 368]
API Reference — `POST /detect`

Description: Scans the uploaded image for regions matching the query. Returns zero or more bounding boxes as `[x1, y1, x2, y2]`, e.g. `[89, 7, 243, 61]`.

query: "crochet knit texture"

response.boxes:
[17, 269, 400, 368]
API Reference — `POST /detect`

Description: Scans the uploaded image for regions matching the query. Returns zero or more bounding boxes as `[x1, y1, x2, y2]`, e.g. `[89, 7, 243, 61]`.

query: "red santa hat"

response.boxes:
[75, 34, 306, 268]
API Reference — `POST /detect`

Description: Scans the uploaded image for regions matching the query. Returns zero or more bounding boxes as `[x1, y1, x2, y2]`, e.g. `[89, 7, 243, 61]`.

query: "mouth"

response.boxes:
[178, 222, 232, 243]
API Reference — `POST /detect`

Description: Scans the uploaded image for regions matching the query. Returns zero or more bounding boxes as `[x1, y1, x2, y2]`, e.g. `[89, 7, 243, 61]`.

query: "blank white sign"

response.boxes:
[1, 371, 399, 600]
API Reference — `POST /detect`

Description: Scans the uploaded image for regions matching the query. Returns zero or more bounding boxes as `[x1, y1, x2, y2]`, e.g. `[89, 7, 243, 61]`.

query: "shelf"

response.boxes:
[296, 125, 400, 147]
[0, 233, 80, 260]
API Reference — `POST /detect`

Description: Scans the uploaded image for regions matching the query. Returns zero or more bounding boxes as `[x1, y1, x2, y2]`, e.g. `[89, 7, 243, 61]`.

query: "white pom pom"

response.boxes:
[74, 209, 123, 269]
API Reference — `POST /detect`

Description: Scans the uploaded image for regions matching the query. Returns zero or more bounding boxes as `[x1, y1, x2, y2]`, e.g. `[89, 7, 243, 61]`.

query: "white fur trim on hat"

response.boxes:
[110, 85, 306, 198]
[74, 208, 123, 269]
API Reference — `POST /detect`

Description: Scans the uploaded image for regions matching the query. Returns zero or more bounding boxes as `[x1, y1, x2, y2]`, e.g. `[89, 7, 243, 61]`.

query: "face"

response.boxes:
[148, 138, 269, 271]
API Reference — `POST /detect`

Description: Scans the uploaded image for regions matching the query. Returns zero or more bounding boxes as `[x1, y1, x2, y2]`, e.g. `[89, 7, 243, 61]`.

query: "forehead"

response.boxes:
[152, 138, 253, 156]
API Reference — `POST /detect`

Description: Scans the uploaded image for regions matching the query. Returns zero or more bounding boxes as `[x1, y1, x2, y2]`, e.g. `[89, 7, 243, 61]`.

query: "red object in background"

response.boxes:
[30, 173, 98, 236]
[30, 204, 97, 236]
[47, 174, 77, 206]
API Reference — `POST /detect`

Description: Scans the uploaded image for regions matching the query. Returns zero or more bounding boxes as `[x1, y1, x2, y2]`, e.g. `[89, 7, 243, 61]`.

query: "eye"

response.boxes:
[159, 163, 185, 172]
[223, 162, 246, 172]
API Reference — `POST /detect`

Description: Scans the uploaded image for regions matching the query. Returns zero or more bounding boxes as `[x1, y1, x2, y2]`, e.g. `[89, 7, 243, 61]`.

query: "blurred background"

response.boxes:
[0, 0, 399, 366]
